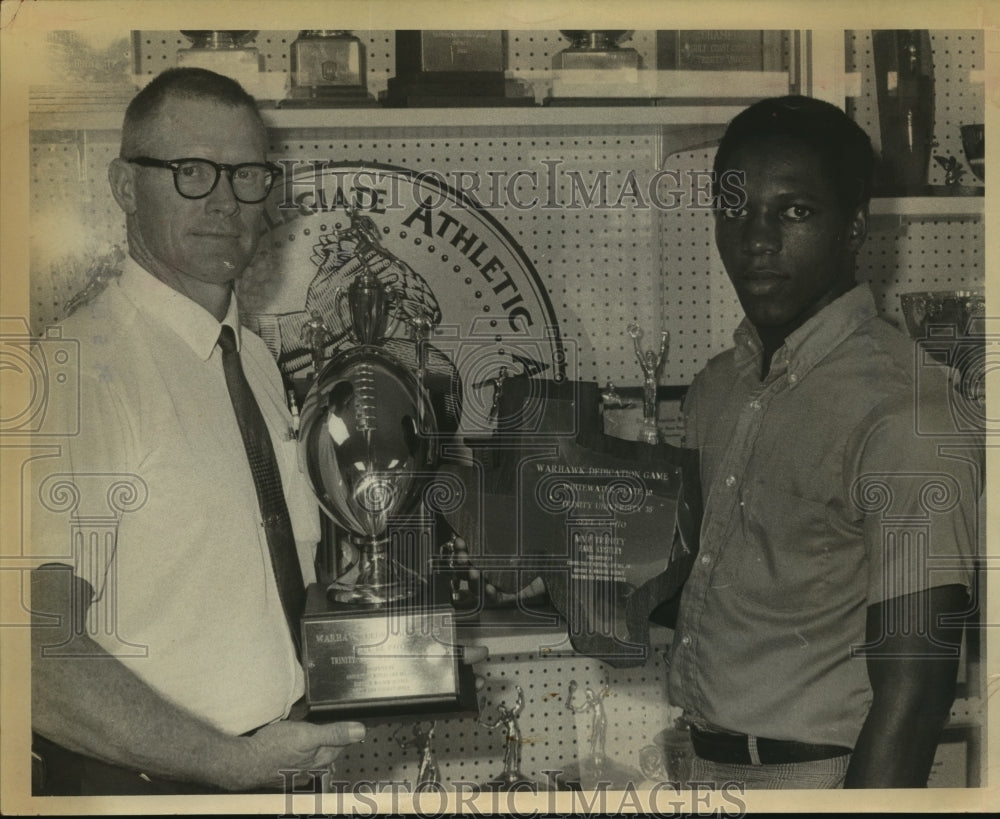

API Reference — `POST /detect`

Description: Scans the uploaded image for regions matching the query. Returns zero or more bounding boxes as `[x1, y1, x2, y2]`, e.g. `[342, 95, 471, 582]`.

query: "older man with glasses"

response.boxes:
[29, 67, 370, 796]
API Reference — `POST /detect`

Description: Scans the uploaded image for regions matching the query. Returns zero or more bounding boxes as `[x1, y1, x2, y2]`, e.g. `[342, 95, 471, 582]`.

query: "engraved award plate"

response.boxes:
[383, 30, 534, 107]
[302, 586, 477, 720]
[445, 378, 701, 667]
[655, 30, 785, 71]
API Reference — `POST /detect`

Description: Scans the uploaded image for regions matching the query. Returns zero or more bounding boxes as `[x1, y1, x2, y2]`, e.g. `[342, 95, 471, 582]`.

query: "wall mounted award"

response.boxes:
[655, 30, 785, 71]
[443, 377, 701, 668]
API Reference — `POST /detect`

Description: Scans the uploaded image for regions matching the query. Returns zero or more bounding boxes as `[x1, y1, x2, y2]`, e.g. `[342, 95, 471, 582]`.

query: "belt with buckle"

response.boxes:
[689, 725, 851, 766]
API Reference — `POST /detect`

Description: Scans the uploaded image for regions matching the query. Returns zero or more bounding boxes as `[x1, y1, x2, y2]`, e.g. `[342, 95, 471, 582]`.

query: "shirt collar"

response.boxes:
[733, 283, 878, 384]
[117, 255, 242, 361]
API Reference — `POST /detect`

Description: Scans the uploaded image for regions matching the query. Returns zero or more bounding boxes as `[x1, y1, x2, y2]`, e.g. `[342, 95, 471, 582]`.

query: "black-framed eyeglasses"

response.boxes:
[126, 156, 280, 204]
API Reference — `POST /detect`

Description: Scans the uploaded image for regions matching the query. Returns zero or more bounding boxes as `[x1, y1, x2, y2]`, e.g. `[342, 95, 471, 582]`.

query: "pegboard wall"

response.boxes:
[332, 643, 677, 786]
[847, 30, 984, 190]
[849, 29, 984, 335]
[30, 28, 984, 389]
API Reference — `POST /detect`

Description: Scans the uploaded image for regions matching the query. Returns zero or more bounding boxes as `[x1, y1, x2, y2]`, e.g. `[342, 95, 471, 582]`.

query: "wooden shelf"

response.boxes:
[30, 103, 750, 134]
[869, 195, 984, 219]
[456, 606, 672, 657]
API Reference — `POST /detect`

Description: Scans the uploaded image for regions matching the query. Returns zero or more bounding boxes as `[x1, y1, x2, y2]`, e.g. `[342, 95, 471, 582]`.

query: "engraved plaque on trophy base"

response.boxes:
[301, 584, 478, 722]
[280, 88, 380, 108]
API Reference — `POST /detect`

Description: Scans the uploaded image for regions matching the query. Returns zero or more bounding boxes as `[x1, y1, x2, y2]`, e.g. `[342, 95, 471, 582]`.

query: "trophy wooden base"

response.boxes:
[280, 87, 380, 108]
[543, 97, 657, 107]
[552, 758, 641, 791]
[381, 74, 535, 107]
[481, 772, 548, 792]
[301, 584, 478, 723]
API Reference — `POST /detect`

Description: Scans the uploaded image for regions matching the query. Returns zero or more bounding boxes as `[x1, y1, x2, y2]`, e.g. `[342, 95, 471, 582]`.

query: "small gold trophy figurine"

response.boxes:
[627, 323, 670, 445]
[393, 721, 441, 786]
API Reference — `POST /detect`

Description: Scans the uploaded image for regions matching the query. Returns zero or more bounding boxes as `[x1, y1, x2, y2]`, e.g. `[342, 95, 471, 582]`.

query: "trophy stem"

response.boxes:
[628, 324, 670, 445]
[326, 533, 423, 605]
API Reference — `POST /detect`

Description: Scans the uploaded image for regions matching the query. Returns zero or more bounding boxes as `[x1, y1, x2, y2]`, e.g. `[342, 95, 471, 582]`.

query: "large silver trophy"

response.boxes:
[297, 262, 477, 720]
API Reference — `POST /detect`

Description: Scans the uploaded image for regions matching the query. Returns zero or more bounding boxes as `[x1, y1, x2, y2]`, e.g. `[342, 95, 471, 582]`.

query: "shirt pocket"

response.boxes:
[733, 479, 835, 612]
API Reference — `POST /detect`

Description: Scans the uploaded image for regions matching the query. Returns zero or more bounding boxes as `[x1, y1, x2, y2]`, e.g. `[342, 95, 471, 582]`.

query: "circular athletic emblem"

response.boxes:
[238, 162, 565, 434]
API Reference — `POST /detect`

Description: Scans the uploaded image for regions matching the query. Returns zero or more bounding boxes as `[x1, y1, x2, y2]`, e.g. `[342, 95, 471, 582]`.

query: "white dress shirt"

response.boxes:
[31, 256, 320, 735]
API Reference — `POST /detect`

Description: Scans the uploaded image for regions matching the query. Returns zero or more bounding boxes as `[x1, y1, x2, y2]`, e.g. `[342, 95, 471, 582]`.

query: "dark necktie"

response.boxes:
[217, 325, 305, 655]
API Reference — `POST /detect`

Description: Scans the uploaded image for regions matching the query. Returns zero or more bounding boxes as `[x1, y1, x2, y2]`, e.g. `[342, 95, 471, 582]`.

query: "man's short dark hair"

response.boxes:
[713, 95, 875, 212]
[121, 67, 264, 157]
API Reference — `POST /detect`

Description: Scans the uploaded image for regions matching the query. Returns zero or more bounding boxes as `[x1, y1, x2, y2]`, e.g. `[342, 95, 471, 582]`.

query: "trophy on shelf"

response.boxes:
[479, 685, 545, 791]
[961, 123, 985, 183]
[554, 679, 640, 791]
[393, 721, 441, 785]
[899, 289, 988, 412]
[655, 716, 694, 784]
[297, 259, 477, 721]
[177, 31, 263, 85]
[872, 30, 935, 194]
[549, 31, 646, 104]
[383, 30, 533, 107]
[284, 30, 377, 107]
[628, 322, 670, 445]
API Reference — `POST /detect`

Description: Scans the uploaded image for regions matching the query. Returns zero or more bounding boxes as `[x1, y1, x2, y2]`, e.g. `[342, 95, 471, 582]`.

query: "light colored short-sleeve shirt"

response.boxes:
[667, 284, 980, 749]
[31, 257, 321, 735]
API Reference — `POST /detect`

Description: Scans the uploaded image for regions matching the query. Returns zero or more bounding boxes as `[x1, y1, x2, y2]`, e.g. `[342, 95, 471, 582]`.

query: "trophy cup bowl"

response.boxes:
[961, 124, 985, 182]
